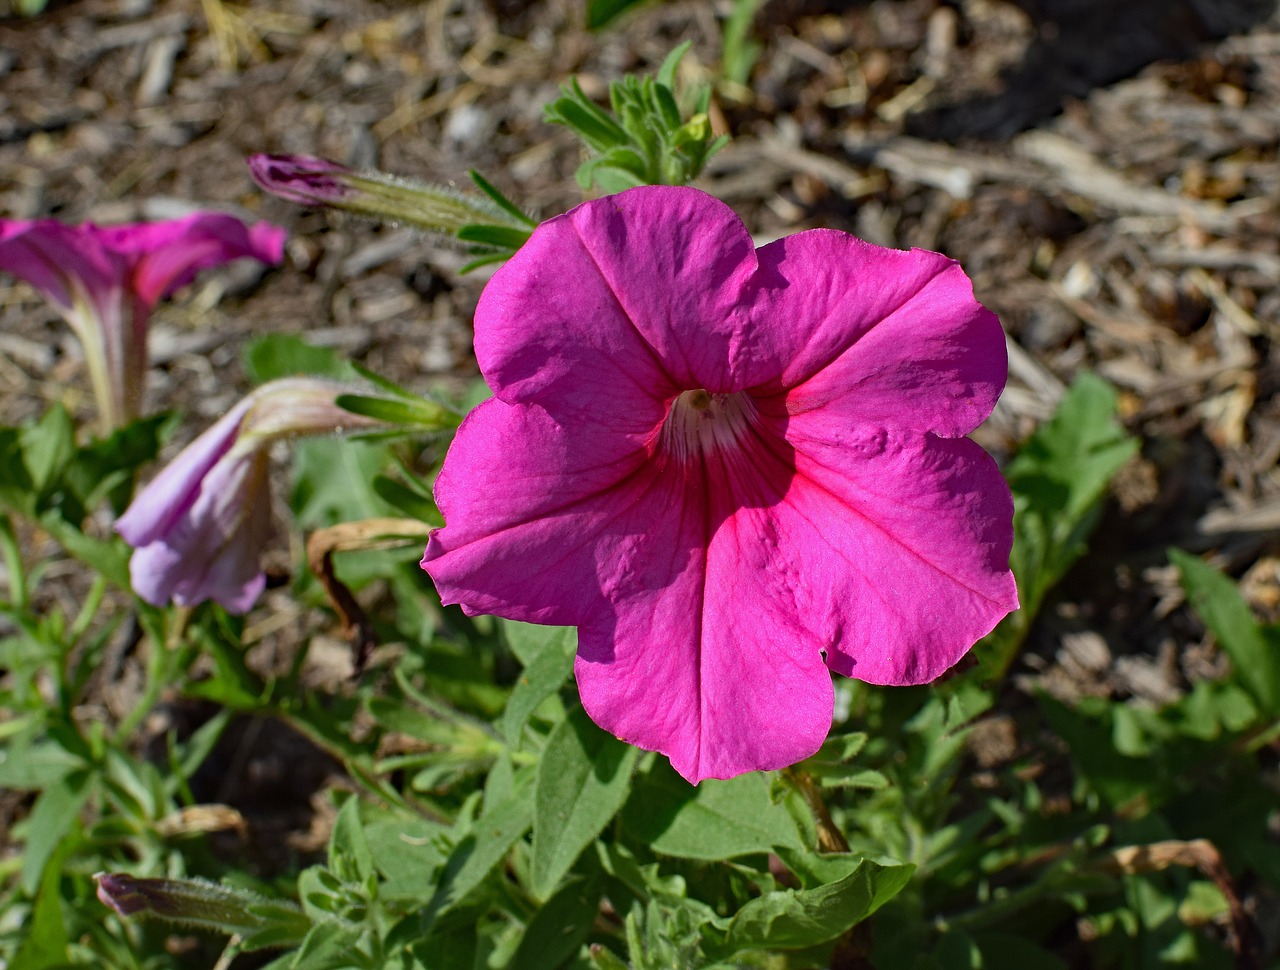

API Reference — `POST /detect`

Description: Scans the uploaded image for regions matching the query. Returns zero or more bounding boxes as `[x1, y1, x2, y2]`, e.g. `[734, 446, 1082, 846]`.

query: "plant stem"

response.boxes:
[0, 513, 28, 610]
[784, 767, 850, 853]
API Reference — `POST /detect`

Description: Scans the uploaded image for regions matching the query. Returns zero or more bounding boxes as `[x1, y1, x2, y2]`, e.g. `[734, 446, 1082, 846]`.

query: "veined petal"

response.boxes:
[115, 397, 255, 547]
[576, 425, 834, 783]
[423, 185, 1018, 782]
[559, 187, 767, 391]
[474, 188, 773, 427]
[750, 230, 1005, 438]
[127, 449, 271, 613]
[762, 417, 1018, 685]
[0, 220, 120, 310]
[423, 398, 657, 625]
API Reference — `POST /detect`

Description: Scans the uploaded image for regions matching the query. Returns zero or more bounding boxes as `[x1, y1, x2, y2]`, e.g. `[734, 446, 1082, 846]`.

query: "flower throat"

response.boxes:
[659, 389, 757, 462]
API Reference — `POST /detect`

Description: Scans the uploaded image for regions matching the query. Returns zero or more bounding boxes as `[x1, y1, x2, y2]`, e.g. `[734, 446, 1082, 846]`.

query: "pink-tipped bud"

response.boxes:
[247, 153, 354, 207]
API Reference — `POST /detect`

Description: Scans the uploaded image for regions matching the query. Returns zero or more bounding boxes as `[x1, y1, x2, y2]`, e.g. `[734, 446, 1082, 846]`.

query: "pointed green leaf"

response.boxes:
[1172, 549, 1280, 716]
[709, 858, 914, 958]
[512, 869, 604, 969]
[621, 761, 805, 859]
[328, 797, 375, 884]
[454, 224, 532, 251]
[468, 170, 538, 227]
[502, 626, 576, 745]
[422, 767, 535, 926]
[9, 840, 70, 970]
[334, 392, 455, 429]
[20, 770, 93, 894]
[656, 40, 693, 91]
[586, 0, 650, 30]
[532, 706, 638, 898]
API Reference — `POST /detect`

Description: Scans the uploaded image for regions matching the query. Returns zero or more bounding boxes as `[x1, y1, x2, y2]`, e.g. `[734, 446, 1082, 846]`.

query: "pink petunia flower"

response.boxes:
[116, 378, 381, 613]
[0, 213, 285, 432]
[422, 186, 1018, 784]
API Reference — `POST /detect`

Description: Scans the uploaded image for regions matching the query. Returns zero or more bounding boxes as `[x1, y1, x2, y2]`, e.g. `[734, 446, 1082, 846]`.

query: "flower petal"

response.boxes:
[474, 187, 771, 426]
[98, 214, 285, 308]
[750, 231, 1006, 438]
[0, 220, 119, 310]
[116, 397, 254, 547]
[126, 449, 271, 613]
[760, 417, 1018, 685]
[427, 391, 837, 783]
[423, 397, 657, 625]
[575, 429, 834, 783]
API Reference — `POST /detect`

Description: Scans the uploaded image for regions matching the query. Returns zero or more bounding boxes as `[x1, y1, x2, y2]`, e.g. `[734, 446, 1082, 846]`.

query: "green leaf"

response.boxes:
[468, 170, 538, 228]
[0, 427, 34, 511]
[454, 224, 533, 251]
[459, 251, 514, 273]
[502, 626, 576, 745]
[586, 0, 649, 30]
[328, 797, 376, 885]
[372, 474, 441, 524]
[20, 770, 93, 894]
[21, 404, 75, 501]
[721, 0, 765, 87]
[291, 436, 393, 530]
[1008, 373, 1137, 521]
[365, 814, 448, 899]
[1172, 549, 1280, 716]
[656, 41, 692, 92]
[532, 706, 639, 898]
[64, 411, 174, 513]
[621, 761, 805, 859]
[707, 858, 914, 958]
[244, 333, 358, 384]
[334, 392, 456, 430]
[512, 868, 604, 969]
[502, 619, 573, 667]
[9, 840, 70, 970]
[544, 87, 630, 151]
[289, 920, 367, 970]
[421, 768, 536, 927]
[39, 512, 131, 587]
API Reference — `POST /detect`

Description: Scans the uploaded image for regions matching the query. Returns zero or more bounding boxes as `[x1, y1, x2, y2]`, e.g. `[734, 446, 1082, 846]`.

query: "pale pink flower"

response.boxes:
[116, 378, 380, 613]
[422, 186, 1018, 783]
[0, 214, 285, 431]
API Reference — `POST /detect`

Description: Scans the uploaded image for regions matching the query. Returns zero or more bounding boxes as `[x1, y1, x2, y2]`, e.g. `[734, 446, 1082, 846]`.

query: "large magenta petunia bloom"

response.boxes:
[422, 186, 1018, 783]
[0, 213, 285, 432]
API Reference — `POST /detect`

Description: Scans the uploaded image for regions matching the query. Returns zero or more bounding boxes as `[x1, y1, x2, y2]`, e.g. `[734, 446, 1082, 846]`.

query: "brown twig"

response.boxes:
[1093, 839, 1262, 970]
[305, 518, 435, 675]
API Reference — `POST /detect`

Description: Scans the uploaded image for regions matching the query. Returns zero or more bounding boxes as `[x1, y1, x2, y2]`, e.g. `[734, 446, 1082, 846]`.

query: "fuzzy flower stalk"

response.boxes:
[0, 214, 285, 433]
[247, 154, 532, 258]
[422, 186, 1019, 784]
[116, 377, 390, 613]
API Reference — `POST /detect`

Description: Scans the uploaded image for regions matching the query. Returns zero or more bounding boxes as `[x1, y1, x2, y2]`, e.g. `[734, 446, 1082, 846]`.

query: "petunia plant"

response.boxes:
[3, 44, 1272, 970]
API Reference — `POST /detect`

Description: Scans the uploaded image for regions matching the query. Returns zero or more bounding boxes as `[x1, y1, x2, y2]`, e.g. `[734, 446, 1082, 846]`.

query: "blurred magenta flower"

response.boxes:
[0, 213, 285, 431]
[116, 378, 381, 613]
[422, 186, 1018, 783]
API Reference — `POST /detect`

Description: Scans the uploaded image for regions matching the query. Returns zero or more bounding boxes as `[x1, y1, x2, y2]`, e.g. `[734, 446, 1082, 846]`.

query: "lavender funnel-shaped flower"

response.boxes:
[116, 377, 382, 613]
